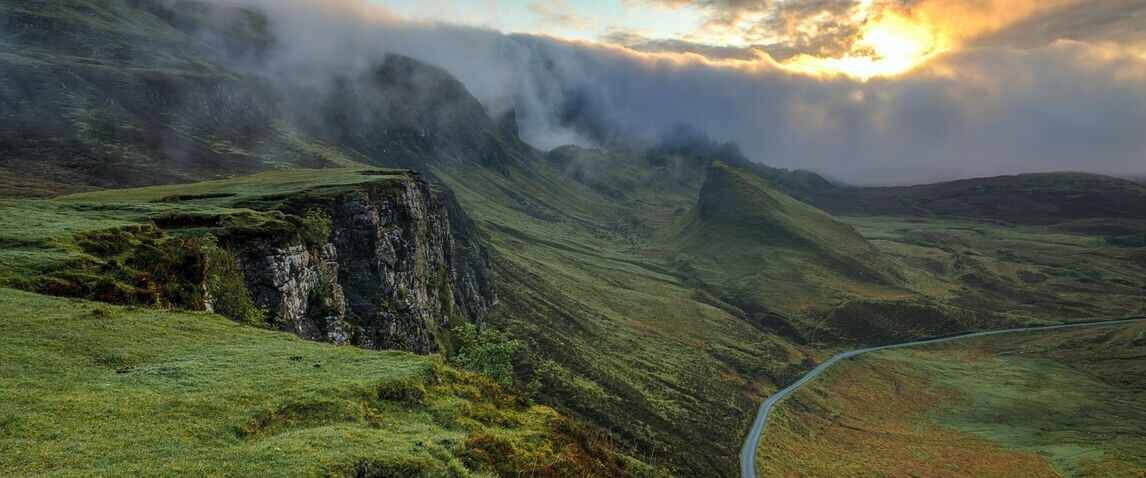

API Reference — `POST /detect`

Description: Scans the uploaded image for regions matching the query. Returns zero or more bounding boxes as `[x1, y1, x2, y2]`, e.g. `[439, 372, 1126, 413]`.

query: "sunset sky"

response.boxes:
[276, 0, 1146, 183]
[378, 0, 1146, 80]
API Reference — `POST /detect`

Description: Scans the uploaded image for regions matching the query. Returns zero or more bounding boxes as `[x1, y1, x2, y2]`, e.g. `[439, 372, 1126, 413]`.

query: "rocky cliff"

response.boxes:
[229, 174, 496, 354]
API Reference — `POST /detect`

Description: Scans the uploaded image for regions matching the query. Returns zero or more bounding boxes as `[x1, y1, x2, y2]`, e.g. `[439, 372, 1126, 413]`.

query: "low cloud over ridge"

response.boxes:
[233, 0, 1146, 184]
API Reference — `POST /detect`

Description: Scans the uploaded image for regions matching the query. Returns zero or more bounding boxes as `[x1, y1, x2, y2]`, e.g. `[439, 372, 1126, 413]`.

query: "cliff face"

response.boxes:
[232, 175, 495, 354]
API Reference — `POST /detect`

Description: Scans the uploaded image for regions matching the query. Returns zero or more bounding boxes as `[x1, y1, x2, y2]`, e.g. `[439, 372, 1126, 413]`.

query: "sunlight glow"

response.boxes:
[782, 13, 947, 80]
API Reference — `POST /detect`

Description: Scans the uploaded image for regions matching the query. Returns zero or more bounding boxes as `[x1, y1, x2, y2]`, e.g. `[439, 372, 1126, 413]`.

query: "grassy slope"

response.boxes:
[0, 288, 647, 477]
[0, 168, 406, 288]
[846, 216, 1146, 321]
[4, 161, 1144, 477]
[5, 2, 1141, 476]
[789, 171, 1146, 225]
[757, 322, 1146, 477]
[434, 160, 812, 476]
[435, 152, 1146, 476]
[676, 161, 905, 322]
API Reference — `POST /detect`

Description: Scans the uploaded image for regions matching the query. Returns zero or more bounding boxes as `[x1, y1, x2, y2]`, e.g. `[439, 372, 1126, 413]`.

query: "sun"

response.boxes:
[782, 13, 947, 80]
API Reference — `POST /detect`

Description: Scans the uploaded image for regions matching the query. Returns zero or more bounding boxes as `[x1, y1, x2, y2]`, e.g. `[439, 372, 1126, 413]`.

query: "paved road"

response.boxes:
[740, 317, 1146, 478]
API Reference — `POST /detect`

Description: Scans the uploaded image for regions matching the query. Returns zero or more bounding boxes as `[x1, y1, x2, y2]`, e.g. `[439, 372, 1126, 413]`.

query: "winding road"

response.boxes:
[739, 317, 1146, 478]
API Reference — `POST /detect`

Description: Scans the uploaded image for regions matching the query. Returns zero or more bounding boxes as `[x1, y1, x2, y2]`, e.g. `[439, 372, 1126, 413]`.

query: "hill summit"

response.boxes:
[689, 161, 894, 285]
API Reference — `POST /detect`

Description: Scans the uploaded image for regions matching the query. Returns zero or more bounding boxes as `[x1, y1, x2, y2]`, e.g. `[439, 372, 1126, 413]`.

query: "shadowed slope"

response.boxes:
[0, 0, 530, 195]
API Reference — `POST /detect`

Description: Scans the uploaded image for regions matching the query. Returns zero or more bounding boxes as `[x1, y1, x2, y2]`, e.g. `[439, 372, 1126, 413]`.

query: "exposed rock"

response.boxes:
[228, 175, 495, 354]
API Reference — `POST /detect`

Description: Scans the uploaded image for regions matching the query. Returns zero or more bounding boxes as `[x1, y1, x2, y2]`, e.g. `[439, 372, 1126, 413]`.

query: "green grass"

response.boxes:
[57, 167, 405, 205]
[4, 153, 1143, 477]
[0, 168, 408, 289]
[0, 287, 648, 477]
[846, 216, 1146, 321]
[433, 159, 846, 476]
[674, 161, 906, 323]
[759, 322, 1146, 477]
[804, 172, 1146, 225]
[432, 152, 1146, 476]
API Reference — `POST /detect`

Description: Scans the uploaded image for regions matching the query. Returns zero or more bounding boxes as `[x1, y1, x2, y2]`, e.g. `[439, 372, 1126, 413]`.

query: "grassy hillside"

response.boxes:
[0, 288, 651, 477]
[432, 159, 814, 476]
[846, 216, 1146, 322]
[4, 2, 1146, 476]
[804, 172, 1146, 225]
[757, 321, 1146, 477]
[674, 162, 903, 326]
[434, 148, 1146, 475]
[4, 135, 1144, 478]
[0, 167, 406, 294]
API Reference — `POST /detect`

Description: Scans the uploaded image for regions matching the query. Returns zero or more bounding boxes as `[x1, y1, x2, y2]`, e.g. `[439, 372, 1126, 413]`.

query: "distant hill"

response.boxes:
[667, 161, 907, 338]
[810, 173, 1146, 224]
[749, 167, 1146, 225]
[689, 161, 889, 282]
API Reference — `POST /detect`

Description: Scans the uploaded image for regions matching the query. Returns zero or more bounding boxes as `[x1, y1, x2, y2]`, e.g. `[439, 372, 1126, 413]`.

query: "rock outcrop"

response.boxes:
[231, 174, 495, 354]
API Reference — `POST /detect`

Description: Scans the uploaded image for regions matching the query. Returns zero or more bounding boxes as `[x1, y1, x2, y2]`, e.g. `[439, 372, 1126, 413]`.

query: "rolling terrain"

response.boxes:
[1, 1, 1146, 477]
[756, 320, 1146, 477]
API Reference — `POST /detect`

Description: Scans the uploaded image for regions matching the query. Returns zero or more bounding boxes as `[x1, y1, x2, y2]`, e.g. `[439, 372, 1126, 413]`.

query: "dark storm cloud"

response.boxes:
[972, 0, 1146, 49]
[226, 0, 1146, 184]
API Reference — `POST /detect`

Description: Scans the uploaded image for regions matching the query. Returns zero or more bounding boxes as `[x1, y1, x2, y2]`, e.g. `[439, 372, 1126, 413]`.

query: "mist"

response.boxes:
[226, 0, 1146, 185]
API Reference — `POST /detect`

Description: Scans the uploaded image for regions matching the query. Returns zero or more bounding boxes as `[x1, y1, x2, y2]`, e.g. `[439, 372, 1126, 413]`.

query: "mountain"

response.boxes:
[3, 1, 1146, 478]
[0, 0, 530, 196]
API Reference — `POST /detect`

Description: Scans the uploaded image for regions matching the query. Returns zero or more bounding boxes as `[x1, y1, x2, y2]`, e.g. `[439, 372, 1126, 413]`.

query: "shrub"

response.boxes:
[449, 322, 524, 388]
[203, 237, 266, 326]
[300, 209, 333, 246]
[33, 226, 207, 308]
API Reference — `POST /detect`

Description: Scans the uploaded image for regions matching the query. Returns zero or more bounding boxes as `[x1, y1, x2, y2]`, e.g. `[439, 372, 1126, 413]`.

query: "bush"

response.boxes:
[33, 226, 207, 308]
[203, 238, 266, 326]
[449, 322, 523, 388]
[300, 209, 333, 246]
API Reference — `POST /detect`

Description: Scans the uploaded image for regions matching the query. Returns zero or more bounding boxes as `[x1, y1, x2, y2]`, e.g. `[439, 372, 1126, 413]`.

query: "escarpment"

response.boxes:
[228, 174, 497, 354]
[26, 171, 495, 355]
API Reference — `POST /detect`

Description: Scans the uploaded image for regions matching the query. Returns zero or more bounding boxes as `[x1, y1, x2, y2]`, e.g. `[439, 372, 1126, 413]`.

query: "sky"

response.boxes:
[382, 0, 703, 42]
[248, 0, 1146, 184]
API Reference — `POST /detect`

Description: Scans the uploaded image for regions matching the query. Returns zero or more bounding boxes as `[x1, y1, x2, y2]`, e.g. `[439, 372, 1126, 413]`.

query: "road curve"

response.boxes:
[740, 317, 1146, 478]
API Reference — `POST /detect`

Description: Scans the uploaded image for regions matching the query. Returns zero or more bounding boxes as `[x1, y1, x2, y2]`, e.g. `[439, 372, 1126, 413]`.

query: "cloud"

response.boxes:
[529, 0, 593, 30]
[223, 0, 1146, 184]
[631, 0, 1121, 63]
[602, 30, 769, 60]
[971, 0, 1146, 50]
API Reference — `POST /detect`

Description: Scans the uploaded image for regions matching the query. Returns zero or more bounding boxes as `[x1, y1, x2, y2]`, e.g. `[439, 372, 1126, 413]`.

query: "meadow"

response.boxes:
[757, 321, 1146, 477]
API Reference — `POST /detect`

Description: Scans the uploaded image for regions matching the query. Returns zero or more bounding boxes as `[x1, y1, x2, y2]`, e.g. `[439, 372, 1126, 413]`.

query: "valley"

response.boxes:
[1, 1, 1145, 477]
[756, 320, 1146, 477]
